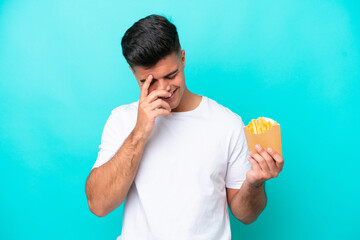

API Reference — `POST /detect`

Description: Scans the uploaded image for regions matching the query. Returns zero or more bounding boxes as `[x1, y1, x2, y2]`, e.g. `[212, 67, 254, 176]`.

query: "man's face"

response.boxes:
[130, 50, 186, 111]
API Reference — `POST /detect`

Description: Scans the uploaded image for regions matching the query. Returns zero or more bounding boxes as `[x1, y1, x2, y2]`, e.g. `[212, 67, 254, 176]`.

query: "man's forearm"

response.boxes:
[85, 129, 147, 217]
[230, 180, 267, 225]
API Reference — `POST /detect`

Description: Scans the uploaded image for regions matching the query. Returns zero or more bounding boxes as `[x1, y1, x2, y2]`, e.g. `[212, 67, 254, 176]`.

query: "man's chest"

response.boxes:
[135, 117, 231, 190]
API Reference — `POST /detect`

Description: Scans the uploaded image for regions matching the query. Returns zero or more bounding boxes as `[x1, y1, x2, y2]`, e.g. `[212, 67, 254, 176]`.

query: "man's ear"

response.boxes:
[181, 49, 185, 68]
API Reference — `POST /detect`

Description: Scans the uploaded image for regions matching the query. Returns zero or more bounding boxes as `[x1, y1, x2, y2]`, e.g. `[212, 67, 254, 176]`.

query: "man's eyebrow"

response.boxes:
[140, 68, 179, 83]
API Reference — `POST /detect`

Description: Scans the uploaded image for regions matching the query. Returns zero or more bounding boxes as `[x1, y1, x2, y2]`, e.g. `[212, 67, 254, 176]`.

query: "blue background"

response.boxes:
[1, 0, 359, 239]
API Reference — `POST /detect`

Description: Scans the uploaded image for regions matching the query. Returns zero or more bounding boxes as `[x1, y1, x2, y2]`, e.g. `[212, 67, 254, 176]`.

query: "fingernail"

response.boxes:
[267, 147, 272, 153]
[255, 144, 261, 150]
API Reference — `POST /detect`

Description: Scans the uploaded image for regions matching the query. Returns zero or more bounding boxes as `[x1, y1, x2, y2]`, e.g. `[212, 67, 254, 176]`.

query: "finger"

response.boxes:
[140, 74, 153, 101]
[145, 89, 172, 104]
[267, 147, 284, 170]
[255, 144, 278, 174]
[153, 108, 172, 118]
[149, 99, 171, 112]
[248, 157, 262, 172]
[249, 150, 270, 173]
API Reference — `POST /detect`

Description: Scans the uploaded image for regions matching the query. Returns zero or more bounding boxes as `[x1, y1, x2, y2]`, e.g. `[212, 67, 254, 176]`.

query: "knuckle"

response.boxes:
[158, 89, 166, 95]
[264, 156, 272, 162]
[264, 173, 271, 179]
[160, 109, 168, 116]
[149, 90, 157, 96]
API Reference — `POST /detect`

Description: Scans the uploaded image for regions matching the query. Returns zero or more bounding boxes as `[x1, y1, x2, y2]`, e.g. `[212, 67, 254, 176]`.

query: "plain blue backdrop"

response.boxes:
[1, 0, 359, 239]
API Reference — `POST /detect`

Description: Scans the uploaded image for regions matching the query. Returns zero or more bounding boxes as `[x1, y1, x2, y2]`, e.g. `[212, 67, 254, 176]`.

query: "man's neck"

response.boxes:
[172, 88, 202, 112]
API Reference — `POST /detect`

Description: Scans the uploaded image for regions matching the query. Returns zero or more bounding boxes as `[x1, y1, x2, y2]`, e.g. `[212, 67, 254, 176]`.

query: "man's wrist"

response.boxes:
[131, 128, 148, 143]
[245, 179, 265, 191]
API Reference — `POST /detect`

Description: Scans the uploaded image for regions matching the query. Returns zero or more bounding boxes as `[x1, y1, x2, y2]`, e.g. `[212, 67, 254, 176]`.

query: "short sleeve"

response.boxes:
[92, 110, 128, 169]
[225, 116, 251, 189]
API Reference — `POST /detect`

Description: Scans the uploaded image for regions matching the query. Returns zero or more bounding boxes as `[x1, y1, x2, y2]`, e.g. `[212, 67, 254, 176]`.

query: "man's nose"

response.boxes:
[157, 79, 171, 91]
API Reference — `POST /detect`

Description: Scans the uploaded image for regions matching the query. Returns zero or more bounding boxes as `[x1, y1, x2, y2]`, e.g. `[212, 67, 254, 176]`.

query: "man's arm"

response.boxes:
[227, 181, 267, 225]
[85, 74, 173, 217]
[227, 144, 284, 224]
[85, 129, 146, 217]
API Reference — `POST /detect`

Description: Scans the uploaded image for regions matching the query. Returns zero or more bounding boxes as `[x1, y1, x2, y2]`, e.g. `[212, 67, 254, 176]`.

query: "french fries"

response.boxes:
[245, 117, 279, 134]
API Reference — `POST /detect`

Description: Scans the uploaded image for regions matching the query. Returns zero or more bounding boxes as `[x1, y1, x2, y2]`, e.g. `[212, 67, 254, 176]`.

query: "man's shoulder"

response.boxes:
[103, 101, 138, 129]
[205, 96, 244, 125]
[110, 100, 138, 116]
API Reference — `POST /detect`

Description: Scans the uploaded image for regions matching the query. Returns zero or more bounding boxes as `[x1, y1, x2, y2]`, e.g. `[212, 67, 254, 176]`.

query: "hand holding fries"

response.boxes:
[246, 144, 284, 187]
[243, 117, 284, 187]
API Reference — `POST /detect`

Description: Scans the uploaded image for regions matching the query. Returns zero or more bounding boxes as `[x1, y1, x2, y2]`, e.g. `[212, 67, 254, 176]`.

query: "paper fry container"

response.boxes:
[243, 117, 283, 156]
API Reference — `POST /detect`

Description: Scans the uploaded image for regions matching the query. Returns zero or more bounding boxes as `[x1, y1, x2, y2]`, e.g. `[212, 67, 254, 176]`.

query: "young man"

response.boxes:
[85, 14, 284, 240]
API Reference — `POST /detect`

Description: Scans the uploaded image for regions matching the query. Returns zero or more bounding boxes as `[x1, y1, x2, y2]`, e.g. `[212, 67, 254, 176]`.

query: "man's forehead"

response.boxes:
[137, 68, 179, 83]
[136, 64, 174, 75]
[134, 63, 179, 80]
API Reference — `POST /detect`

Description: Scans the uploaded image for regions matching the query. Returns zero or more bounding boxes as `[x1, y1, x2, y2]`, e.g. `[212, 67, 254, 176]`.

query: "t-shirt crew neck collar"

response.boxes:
[170, 95, 205, 116]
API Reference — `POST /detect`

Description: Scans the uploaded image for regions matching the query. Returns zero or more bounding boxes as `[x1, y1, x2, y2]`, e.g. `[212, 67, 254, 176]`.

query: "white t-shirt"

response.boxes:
[92, 96, 251, 240]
